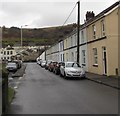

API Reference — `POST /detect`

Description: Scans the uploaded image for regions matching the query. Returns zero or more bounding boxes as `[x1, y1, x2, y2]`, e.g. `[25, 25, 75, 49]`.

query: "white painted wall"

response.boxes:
[80, 28, 88, 71]
[39, 51, 45, 60]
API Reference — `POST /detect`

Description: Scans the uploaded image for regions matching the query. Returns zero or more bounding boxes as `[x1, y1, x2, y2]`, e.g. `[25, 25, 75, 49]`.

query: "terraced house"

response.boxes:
[86, 1, 119, 76]
[43, 1, 119, 77]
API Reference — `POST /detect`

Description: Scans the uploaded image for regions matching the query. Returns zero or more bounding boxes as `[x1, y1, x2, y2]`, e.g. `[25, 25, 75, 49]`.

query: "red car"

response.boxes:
[53, 62, 62, 75]
[48, 61, 57, 72]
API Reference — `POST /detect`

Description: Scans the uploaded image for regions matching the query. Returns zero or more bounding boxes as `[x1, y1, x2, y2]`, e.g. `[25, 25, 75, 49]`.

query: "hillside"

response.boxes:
[2, 23, 77, 47]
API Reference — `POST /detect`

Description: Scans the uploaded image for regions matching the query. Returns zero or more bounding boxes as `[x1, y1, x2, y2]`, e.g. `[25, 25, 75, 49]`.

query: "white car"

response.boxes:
[41, 60, 46, 68]
[60, 62, 85, 79]
[36, 58, 42, 65]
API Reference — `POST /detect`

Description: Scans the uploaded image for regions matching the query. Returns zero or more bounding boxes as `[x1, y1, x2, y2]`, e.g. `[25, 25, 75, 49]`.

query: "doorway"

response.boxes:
[102, 47, 107, 75]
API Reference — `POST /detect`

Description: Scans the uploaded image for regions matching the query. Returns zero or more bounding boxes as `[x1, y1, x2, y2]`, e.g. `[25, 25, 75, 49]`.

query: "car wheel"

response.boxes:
[55, 70, 57, 75]
[60, 71, 62, 77]
[64, 72, 67, 79]
[48, 68, 50, 71]
[53, 69, 55, 73]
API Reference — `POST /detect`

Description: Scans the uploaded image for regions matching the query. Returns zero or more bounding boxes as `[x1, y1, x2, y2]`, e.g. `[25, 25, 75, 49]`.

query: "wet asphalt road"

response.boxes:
[8, 63, 118, 114]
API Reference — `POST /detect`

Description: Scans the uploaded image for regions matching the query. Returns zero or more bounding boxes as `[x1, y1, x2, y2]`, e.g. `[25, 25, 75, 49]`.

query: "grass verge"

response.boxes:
[8, 87, 15, 104]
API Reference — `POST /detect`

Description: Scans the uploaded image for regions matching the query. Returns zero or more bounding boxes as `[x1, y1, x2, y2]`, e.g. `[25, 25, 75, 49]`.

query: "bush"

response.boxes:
[2, 63, 8, 81]
[8, 87, 15, 104]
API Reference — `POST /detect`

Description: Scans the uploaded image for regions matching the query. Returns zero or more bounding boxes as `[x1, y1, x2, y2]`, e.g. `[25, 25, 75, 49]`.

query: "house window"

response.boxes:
[66, 39, 68, 48]
[10, 51, 13, 55]
[82, 50, 86, 64]
[63, 54, 64, 62]
[4, 51, 6, 55]
[92, 25, 96, 39]
[1, 51, 3, 54]
[71, 52, 74, 61]
[93, 48, 98, 65]
[81, 30, 84, 43]
[66, 53, 68, 61]
[101, 20, 105, 36]
[75, 34, 77, 45]
[71, 37, 73, 46]
[61, 54, 62, 61]
[7, 51, 9, 55]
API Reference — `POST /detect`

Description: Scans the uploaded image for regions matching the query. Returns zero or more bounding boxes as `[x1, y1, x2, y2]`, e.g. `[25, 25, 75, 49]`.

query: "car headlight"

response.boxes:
[66, 70, 71, 73]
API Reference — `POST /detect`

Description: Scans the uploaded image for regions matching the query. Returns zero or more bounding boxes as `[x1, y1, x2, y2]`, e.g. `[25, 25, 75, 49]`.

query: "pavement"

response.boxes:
[86, 72, 120, 89]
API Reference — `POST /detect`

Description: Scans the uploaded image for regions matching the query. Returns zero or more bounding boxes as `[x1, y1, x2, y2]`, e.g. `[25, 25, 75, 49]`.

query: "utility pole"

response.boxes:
[77, 1, 80, 63]
[21, 25, 28, 49]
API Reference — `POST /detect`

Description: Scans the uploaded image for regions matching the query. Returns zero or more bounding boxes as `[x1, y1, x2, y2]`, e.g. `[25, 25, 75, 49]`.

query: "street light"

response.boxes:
[21, 25, 28, 49]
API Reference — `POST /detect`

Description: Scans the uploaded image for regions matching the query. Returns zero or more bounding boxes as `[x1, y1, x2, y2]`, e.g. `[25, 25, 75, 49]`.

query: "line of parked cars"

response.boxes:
[6, 60, 22, 72]
[37, 59, 86, 79]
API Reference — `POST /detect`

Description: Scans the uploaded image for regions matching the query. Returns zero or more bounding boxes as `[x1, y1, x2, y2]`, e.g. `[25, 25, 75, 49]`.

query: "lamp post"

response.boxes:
[21, 25, 28, 49]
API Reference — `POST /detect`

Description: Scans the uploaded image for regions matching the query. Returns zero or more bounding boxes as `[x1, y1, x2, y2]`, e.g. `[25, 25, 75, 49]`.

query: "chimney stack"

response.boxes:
[86, 11, 95, 21]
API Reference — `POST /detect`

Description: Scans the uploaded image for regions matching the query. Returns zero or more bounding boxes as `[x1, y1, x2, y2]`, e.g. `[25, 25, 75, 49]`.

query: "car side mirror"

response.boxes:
[61, 66, 65, 68]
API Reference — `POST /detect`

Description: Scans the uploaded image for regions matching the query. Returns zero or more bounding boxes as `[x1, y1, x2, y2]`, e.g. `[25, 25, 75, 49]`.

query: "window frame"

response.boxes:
[82, 50, 86, 64]
[101, 19, 105, 37]
[10, 51, 13, 55]
[81, 30, 84, 43]
[93, 48, 98, 65]
[92, 24, 96, 39]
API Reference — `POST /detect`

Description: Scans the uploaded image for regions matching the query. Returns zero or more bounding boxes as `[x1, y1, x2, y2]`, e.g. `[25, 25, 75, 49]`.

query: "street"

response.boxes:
[8, 63, 118, 114]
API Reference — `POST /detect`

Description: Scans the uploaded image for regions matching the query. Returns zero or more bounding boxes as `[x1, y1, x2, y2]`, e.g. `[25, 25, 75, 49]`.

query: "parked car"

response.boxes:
[60, 62, 85, 79]
[48, 61, 57, 72]
[12, 60, 22, 69]
[41, 60, 46, 68]
[6, 62, 18, 72]
[53, 62, 62, 75]
[36, 58, 42, 65]
[45, 60, 52, 70]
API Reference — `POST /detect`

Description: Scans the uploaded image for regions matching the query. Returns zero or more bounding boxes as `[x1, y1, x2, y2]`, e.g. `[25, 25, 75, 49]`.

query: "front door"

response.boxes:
[102, 47, 107, 75]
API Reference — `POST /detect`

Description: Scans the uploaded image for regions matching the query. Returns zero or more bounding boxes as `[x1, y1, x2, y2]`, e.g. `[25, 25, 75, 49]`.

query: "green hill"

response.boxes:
[2, 23, 77, 47]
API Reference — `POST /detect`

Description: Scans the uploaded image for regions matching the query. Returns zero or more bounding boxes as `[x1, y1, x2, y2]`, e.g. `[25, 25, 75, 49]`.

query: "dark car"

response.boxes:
[48, 61, 57, 72]
[45, 60, 52, 70]
[12, 60, 22, 69]
[53, 62, 62, 75]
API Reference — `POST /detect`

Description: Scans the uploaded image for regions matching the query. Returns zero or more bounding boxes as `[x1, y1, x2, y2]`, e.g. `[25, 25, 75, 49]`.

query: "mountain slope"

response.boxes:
[2, 23, 77, 47]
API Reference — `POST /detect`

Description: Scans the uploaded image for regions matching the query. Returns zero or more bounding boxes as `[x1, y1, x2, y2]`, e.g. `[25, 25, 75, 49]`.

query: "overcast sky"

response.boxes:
[0, 0, 119, 28]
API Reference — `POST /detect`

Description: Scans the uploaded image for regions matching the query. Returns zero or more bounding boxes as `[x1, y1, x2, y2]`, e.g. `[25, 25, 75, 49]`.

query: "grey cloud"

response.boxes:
[0, 0, 118, 28]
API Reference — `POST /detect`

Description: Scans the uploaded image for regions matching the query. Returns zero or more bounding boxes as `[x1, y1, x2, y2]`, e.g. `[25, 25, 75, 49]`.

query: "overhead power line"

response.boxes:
[60, 2, 77, 29]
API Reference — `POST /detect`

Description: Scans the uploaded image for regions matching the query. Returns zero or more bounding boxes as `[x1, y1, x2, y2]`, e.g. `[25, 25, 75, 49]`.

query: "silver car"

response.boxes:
[6, 62, 17, 72]
[60, 62, 85, 78]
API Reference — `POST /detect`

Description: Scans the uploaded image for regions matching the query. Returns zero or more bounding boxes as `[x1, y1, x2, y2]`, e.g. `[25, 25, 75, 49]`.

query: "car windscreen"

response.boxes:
[7, 63, 16, 66]
[66, 63, 81, 68]
[72, 63, 81, 68]
[66, 63, 73, 67]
